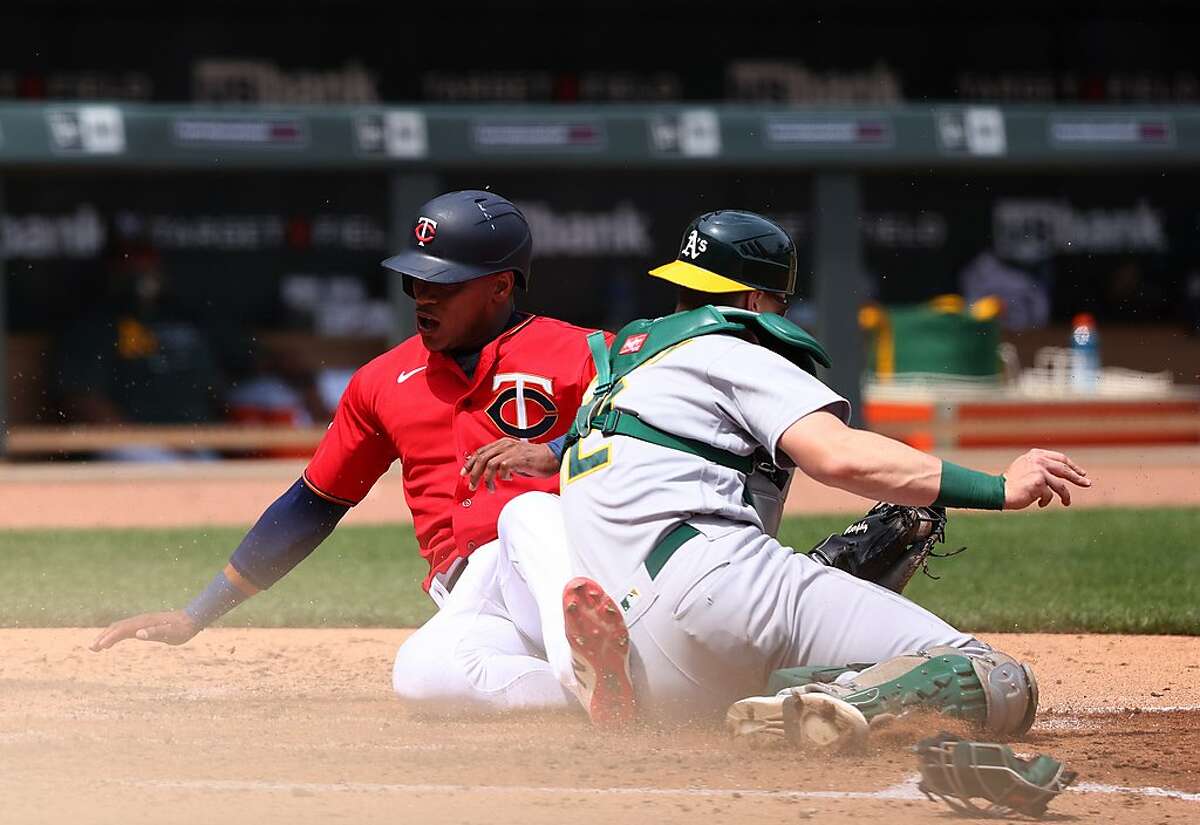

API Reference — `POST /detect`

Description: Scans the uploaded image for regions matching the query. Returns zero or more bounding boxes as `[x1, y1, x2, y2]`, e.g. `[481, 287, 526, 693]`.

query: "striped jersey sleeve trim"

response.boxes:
[302, 472, 359, 507]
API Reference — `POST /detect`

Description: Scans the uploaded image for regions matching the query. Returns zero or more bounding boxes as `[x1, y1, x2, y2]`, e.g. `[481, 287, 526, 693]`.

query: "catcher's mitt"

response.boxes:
[807, 502, 962, 593]
[915, 733, 1077, 819]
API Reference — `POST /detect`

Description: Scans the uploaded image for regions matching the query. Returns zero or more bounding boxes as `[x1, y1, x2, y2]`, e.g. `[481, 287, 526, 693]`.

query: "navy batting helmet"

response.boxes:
[382, 190, 533, 298]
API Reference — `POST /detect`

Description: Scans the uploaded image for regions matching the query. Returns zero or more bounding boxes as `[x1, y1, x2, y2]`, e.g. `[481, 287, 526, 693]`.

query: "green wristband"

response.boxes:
[935, 460, 1006, 510]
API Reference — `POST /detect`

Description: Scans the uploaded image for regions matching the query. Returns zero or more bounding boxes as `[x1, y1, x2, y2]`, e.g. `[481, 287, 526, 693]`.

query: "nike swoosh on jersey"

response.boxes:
[396, 366, 427, 384]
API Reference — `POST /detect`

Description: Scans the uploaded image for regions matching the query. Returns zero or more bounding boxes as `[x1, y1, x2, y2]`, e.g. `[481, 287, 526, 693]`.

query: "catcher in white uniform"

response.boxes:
[491, 210, 1091, 745]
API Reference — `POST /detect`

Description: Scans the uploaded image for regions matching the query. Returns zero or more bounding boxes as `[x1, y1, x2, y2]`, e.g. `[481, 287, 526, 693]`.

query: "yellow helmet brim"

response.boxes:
[648, 259, 754, 293]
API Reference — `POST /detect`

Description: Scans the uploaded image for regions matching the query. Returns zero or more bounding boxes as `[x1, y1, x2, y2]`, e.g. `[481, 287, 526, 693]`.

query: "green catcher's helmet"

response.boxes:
[650, 210, 797, 295]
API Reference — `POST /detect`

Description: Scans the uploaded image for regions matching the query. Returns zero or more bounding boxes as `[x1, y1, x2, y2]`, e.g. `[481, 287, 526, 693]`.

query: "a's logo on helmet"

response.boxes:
[484, 373, 559, 440]
[680, 229, 709, 260]
[414, 216, 438, 247]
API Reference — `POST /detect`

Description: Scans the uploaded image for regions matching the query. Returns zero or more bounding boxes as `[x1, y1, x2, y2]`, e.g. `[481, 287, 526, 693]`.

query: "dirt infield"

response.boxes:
[2, 628, 1198, 824]
[1, 445, 1197, 528]
[3, 449, 1196, 822]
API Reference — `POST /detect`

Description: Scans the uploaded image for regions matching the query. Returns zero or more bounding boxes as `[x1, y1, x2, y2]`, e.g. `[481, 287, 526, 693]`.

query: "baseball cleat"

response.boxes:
[562, 576, 637, 728]
[725, 694, 788, 744]
[726, 689, 869, 751]
[784, 691, 870, 751]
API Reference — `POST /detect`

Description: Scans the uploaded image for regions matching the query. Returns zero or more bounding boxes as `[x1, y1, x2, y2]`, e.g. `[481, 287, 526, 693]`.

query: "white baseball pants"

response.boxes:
[618, 521, 988, 721]
[487, 493, 989, 723]
[389, 522, 577, 714]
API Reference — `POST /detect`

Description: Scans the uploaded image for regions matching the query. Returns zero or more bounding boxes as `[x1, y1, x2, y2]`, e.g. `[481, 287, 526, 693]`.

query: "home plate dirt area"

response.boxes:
[2, 628, 1197, 824]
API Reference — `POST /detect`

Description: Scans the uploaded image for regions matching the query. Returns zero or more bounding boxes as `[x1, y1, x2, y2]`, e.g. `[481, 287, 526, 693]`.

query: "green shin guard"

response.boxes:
[769, 647, 1038, 737]
[832, 653, 990, 726]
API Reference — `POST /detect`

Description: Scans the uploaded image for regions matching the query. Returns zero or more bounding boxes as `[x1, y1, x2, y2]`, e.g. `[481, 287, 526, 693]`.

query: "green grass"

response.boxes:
[2, 507, 1197, 634]
[1, 526, 435, 629]
[780, 507, 1200, 635]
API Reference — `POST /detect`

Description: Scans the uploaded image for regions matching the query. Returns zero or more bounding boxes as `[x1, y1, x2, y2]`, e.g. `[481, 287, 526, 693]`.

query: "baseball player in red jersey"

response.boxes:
[92, 190, 604, 714]
[305, 288, 594, 597]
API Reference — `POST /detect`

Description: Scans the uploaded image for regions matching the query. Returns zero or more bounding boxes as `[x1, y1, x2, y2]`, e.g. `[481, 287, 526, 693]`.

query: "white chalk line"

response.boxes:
[1048, 704, 1200, 716]
[125, 777, 925, 801]
[1034, 704, 1200, 731]
[123, 776, 1200, 804]
[0, 729, 458, 753]
[1074, 782, 1200, 802]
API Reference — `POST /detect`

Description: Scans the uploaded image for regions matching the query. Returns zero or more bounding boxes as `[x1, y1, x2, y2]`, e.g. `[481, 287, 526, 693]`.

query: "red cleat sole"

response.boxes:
[562, 576, 637, 728]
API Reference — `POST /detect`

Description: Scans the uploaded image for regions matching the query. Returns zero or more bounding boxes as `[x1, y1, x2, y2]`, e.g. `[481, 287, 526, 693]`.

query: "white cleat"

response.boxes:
[784, 691, 870, 751]
[727, 689, 869, 751]
[725, 694, 789, 743]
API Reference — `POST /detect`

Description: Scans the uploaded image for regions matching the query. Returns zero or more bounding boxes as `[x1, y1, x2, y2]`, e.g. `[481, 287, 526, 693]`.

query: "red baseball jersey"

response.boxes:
[304, 315, 601, 591]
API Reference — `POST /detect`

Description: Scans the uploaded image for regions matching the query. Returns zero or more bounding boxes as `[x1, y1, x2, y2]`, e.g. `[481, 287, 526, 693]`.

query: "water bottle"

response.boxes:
[1070, 313, 1100, 393]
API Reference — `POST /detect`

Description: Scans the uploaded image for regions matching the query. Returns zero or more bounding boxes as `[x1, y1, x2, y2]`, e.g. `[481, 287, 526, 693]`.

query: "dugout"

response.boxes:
[2, 103, 1200, 457]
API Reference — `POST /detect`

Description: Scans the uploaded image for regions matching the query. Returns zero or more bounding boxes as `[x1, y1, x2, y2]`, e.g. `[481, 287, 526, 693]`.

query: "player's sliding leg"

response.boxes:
[495, 492, 579, 691]
[391, 541, 574, 714]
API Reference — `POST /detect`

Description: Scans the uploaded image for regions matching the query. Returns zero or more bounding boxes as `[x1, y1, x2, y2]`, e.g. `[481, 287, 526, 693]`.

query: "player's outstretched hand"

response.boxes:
[462, 438, 560, 492]
[1003, 449, 1091, 510]
[90, 609, 199, 652]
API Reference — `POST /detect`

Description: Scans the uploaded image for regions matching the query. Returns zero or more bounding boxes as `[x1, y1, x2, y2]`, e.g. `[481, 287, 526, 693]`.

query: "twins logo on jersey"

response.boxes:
[485, 373, 559, 440]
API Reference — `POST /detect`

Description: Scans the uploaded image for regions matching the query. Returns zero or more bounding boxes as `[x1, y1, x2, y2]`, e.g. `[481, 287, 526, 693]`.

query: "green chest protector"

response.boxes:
[565, 305, 832, 474]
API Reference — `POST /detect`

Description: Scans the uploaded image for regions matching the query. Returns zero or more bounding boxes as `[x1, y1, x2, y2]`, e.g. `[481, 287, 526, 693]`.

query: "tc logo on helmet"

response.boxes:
[414, 216, 438, 247]
[680, 229, 709, 260]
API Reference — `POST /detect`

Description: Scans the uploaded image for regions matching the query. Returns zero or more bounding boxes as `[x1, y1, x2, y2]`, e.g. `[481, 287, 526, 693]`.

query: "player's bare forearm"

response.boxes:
[462, 438, 560, 492]
[781, 412, 942, 505]
[780, 411, 1091, 510]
